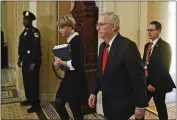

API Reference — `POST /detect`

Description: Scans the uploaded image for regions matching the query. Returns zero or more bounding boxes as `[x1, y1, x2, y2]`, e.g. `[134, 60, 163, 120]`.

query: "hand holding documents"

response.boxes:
[52, 44, 71, 61]
[52, 44, 71, 71]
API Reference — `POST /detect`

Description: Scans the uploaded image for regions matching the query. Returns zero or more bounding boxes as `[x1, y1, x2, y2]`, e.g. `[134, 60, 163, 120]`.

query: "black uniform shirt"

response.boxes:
[18, 26, 42, 63]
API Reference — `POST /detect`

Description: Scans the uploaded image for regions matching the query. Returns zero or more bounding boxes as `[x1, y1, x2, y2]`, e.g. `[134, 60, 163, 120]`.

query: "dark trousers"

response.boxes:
[147, 90, 168, 120]
[103, 102, 134, 120]
[22, 58, 40, 107]
[55, 98, 83, 120]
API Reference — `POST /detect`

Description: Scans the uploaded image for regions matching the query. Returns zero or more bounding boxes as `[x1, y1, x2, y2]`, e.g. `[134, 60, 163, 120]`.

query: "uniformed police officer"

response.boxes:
[17, 11, 42, 113]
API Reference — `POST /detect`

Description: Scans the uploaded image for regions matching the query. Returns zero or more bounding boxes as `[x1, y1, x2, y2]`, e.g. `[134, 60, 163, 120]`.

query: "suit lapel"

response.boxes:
[106, 39, 117, 66]
[103, 34, 122, 74]
[150, 38, 162, 61]
[98, 43, 106, 75]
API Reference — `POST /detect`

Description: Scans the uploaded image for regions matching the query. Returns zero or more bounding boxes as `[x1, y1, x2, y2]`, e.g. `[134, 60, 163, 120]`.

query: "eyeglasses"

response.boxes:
[96, 22, 113, 28]
[146, 29, 157, 32]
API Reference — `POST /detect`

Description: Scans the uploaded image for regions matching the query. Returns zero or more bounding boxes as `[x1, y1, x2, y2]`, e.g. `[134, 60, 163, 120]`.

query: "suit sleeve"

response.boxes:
[161, 44, 171, 73]
[91, 43, 105, 95]
[91, 59, 100, 95]
[70, 37, 84, 70]
[123, 42, 148, 108]
[142, 43, 148, 65]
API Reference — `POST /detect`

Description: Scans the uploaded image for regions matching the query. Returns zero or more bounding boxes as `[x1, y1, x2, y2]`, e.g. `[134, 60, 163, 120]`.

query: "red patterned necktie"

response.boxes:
[145, 42, 153, 77]
[102, 43, 110, 75]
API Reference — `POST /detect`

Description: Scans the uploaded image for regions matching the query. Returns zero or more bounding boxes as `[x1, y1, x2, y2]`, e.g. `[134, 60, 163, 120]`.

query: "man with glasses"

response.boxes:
[143, 21, 176, 120]
[88, 12, 148, 120]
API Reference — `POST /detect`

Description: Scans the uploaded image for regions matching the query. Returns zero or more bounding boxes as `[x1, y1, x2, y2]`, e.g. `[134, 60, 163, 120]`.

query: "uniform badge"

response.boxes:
[24, 32, 27, 36]
[34, 32, 39, 38]
[27, 50, 30, 54]
[144, 66, 147, 69]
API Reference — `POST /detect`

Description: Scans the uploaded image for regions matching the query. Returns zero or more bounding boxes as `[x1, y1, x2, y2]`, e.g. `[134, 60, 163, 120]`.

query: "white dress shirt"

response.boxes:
[150, 37, 159, 55]
[107, 33, 118, 52]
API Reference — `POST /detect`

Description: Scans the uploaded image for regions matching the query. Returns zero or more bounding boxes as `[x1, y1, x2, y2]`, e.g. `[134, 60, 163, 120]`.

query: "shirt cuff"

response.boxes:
[67, 60, 75, 70]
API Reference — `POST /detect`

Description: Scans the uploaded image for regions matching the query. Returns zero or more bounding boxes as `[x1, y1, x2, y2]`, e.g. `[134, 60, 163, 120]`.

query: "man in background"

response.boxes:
[143, 21, 176, 120]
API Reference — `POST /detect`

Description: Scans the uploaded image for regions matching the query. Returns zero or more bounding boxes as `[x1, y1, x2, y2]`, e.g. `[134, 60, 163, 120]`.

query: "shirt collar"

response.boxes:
[151, 37, 160, 46]
[67, 32, 79, 43]
[108, 33, 118, 47]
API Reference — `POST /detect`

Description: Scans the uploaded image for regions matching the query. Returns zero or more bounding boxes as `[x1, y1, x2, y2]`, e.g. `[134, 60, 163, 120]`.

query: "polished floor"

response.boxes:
[1, 68, 176, 119]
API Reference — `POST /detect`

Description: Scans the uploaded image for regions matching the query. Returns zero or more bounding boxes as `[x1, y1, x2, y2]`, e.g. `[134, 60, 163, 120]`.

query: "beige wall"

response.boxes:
[36, 1, 59, 101]
[115, 2, 140, 44]
[147, 2, 169, 42]
[2, 2, 29, 94]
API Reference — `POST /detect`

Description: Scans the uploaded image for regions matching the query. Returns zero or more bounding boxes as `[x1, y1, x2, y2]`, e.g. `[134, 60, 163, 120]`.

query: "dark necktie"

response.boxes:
[144, 42, 153, 77]
[102, 43, 110, 75]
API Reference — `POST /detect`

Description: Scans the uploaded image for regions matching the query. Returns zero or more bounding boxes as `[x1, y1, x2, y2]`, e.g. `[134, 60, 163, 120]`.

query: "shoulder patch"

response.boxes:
[34, 32, 39, 38]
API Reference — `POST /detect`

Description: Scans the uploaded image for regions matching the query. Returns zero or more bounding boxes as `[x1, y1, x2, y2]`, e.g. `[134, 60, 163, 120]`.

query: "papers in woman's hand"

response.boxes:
[53, 44, 68, 49]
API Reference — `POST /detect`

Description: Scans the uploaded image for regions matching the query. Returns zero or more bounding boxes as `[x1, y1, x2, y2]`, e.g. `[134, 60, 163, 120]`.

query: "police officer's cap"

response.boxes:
[23, 11, 36, 21]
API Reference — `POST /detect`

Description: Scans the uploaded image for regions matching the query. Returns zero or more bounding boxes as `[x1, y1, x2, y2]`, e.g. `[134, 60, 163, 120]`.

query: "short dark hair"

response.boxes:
[150, 21, 162, 30]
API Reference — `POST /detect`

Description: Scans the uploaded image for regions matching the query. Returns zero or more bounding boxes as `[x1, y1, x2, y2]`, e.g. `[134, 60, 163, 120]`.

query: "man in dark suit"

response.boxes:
[88, 12, 148, 120]
[143, 21, 176, 120]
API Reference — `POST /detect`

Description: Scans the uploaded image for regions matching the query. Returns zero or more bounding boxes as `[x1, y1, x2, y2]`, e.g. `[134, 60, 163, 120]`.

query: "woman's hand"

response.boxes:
[54, 57, 62, 67]
[54, 56, 68, 67]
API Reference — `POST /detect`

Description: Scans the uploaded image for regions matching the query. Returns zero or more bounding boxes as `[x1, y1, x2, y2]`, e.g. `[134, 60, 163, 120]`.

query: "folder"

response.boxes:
[52, 44, 71, 61]
[52, 44, 71, 71]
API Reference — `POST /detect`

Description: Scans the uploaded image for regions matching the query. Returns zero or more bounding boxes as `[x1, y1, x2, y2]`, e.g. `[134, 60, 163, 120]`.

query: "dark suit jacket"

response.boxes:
[92, 33, 148, 110]
[56, 35, 88, 104]
[143, 38, 176, 93]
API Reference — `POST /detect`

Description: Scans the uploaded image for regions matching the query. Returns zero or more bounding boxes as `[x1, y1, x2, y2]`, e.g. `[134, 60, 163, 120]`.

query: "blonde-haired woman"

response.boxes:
[54, 15, 88, 120]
